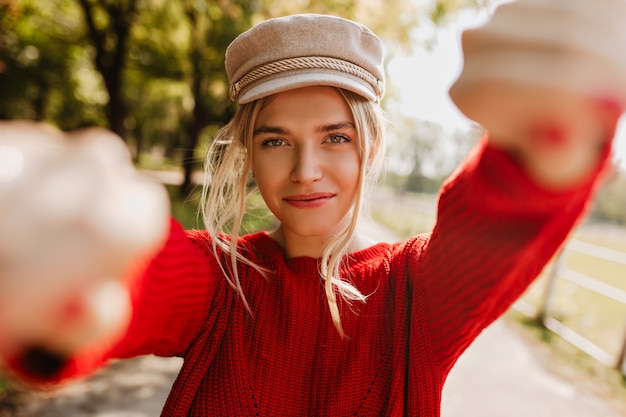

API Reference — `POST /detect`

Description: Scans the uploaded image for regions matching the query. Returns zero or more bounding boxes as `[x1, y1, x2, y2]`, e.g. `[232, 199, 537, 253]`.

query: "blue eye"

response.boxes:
[325, 134, 351, 144]
[261, 138, 287, 147]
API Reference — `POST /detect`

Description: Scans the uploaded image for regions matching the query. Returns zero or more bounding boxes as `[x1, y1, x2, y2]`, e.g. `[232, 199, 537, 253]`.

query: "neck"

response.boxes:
[268, 222, 377, 259]
[268, 226, 331, 259]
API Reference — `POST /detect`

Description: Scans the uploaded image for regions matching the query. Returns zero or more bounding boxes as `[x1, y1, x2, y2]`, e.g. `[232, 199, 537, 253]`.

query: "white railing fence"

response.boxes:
[514, 239, 626, 375]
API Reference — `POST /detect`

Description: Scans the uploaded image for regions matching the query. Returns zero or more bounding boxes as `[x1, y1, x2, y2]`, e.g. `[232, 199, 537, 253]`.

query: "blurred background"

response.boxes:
[0, 0, 493, 200]
[1, 0, 626, 416]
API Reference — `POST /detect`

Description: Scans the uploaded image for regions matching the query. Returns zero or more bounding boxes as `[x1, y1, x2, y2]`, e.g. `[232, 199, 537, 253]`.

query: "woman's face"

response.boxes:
[252, 86, 360, 253]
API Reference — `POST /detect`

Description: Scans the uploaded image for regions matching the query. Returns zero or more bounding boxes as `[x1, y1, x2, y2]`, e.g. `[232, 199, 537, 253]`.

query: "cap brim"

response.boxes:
[237, 69, 378, 104]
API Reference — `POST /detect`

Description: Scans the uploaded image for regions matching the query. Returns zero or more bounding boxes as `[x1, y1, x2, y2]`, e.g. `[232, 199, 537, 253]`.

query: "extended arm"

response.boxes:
[412, 96, 618, 376]
[0, 122, 220, 386]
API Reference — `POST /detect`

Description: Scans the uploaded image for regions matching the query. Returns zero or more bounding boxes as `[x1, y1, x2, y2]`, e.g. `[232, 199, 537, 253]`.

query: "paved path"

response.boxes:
[443, 319, 620, 417]
[20, 217, 623, 416]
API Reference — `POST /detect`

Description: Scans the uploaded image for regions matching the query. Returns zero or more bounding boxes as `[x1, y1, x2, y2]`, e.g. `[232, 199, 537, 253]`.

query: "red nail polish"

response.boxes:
[529, 123, 568, 146]
[595, 97, 624, 115]
[59, 297, 86, 324]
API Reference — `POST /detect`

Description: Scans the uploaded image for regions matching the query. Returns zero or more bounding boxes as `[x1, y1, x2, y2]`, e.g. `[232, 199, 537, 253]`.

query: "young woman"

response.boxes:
[2, 4, 625, 416]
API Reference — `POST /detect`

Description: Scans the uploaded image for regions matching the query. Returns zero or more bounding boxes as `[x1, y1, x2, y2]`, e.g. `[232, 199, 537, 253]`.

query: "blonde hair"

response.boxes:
[200, 88, 386, 337]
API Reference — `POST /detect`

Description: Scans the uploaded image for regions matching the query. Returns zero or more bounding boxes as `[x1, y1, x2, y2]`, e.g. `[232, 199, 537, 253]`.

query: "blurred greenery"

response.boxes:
[591, 173, 626, 225]
[166, 184, 202, 229]
[369, 188, 437, 237]
[4, 0, 623, 222]
[166, 184, 276, 232]
[0, 0, 491, 196]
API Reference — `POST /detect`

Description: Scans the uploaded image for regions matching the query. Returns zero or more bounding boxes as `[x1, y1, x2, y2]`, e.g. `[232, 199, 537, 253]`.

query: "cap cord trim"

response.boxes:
[229, 56, 384, 101]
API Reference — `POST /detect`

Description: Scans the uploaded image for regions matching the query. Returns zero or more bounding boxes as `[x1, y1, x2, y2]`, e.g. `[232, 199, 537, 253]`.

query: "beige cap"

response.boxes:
[225, 14, 386, 104]
[450, 0, 626, 121]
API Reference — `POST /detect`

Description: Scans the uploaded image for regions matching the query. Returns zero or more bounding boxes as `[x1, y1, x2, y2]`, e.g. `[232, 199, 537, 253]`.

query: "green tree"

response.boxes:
[0, 0, 100, 127]
[172, 0, 423, 196]
[123, 0, 188, 159]
[175, 0, 251, 194]
[0, 0, 491, 198]
[76, 0, 140, 139]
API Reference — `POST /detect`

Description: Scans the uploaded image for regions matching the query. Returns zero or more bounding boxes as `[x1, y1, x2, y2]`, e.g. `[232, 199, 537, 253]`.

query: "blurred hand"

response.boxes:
[448, 0, 626, 190]
[0, 121, 170, 373]
[457, 81, 622, 190]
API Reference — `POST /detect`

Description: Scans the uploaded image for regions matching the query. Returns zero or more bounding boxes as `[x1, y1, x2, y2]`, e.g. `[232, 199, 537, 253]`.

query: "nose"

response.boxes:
[290, 145, 322, 184]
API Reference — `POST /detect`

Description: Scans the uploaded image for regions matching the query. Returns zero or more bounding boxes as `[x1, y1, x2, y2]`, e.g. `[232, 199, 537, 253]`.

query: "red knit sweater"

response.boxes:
[10, 139, 608, 416]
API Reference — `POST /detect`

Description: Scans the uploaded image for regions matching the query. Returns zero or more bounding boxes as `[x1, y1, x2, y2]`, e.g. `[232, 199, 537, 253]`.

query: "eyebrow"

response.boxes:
[253, 126, 287, 136]
[317, 122, 355, 133]
[253, 122, 355, 137]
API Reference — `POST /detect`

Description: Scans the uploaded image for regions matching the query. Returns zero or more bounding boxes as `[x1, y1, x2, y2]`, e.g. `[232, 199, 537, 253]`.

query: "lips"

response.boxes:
[283, 192, 335, 208]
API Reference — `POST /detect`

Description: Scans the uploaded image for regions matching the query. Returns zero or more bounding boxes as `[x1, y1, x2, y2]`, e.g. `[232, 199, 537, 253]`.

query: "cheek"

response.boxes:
[253, 172, 280, 217]
[252, 155, 284, 196]
[253, 167, 275, 194]
[332, 150, 361, 190]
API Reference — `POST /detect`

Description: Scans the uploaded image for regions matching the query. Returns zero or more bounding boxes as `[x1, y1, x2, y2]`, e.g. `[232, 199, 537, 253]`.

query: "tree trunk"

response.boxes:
[105, 77, 128, 139]
[77, 0, 136, 140]
[180, 50, 203, 197]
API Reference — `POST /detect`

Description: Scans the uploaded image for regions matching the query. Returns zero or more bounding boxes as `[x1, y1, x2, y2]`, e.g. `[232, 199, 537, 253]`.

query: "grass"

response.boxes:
[166, 184, 275, 232]
[166, 184, 203, 229]
[0, 378, 8, 396]
[369, 189, 437, 237]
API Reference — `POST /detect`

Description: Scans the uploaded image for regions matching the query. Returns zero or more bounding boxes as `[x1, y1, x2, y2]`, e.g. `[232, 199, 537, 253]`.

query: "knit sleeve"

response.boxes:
[411, 136, 610, 376]
[108, 218, 221, 359]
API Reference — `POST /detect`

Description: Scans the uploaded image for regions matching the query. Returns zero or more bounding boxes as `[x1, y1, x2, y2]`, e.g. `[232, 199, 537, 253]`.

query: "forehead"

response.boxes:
[254, 86, 354, 128]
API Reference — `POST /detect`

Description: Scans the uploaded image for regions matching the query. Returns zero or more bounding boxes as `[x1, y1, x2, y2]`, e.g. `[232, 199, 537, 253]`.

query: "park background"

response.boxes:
[2, 0, 626, 415]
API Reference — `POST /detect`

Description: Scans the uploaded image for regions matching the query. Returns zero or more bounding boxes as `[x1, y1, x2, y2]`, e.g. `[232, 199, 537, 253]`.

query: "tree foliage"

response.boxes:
[0, 0, 93, 126]
[385, 114, 481, 193]
[0, 0, 487, 196]
[75, 0, 140, 138]
[429, 0, 494, 24]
